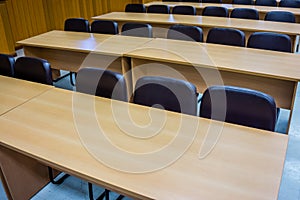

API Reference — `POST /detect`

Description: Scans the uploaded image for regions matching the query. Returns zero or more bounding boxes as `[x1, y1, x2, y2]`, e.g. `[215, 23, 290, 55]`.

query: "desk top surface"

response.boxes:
[17, 30, 153, 56]
[0, 76, 52, 115]
[145, 1, 300, 15]
[93, 12, 300, 35]
[0, 87, 288, 199]
[126, 38, 300, 81]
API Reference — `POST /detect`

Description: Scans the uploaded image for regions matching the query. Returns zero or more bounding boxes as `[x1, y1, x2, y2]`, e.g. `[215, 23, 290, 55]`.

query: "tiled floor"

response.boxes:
[1, 49, 299, 199]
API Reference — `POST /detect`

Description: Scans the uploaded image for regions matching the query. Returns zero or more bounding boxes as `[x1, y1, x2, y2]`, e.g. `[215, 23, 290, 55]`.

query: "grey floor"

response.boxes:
[0, 49, 299, 199]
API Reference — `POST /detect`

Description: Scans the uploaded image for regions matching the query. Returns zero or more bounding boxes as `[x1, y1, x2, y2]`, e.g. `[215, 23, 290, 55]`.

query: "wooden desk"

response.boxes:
[0, 75, 52, 115]
[0, 87, 288, 199]
[92, 12, 300, 52]
[17, 30, 153, 75]
[125, 38, 300, 121]
[145, 1, 300, 22]
[0, 76, 53, 200]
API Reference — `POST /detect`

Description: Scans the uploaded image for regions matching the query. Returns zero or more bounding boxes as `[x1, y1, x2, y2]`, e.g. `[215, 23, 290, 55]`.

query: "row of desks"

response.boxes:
[92, 12, 300, 52]
[18, 30, 300, 130]
[145, 1, 300, 22]
[0, 76, 289, 199]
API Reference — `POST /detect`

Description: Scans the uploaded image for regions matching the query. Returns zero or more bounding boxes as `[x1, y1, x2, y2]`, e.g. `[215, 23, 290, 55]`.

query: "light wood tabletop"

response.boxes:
[92, 12, 300, 36]
[17, 30, 153, 78]
[145, 1, 300, 21]
[0, 75, 52, 115]
[0, 87, 288, 200]
[92, 12, 300, 51]
[126, 38, 300, 112]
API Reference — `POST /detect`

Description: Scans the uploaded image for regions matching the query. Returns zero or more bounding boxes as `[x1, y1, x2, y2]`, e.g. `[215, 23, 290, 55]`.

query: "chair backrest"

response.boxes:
[202, 0, 222, 3]
[181, 0, 200, 2]
[232, 0, 253, 5]
[147, 5, 170, 14]
[64, 18, 90, 32]
[200, 86, 277, 131]
[91, 20, 119, 34]
[172, 5, 196, 15]
[255, 0, 277, 6]
[264, 11, 296, 23]
[133, 76, 198, 116]
[76, 68, 128, 101]
[279, 0, 300, 8]
[15, 57, 52, 85]
[0, 54, 15, 77]
[230, 8, 259, 20]
[167, 25, 203, 42]
[206, 28, 245, 47]
[121, 23, 153, 38]
[125, 4, 146, 13]
[247, 32, 292, 53]
[202, 6, 229, 17]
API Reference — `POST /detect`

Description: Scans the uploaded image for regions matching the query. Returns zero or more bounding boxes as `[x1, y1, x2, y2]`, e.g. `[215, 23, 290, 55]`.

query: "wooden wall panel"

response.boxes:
[0, 2, 14, 54]
[0, 0, 139, 54]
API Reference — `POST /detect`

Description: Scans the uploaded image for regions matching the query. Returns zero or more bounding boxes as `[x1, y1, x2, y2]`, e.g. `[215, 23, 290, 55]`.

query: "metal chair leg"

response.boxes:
[48, 167, 70, 184]
[70, 72, 75, 86]
[88, 182, 109, 200]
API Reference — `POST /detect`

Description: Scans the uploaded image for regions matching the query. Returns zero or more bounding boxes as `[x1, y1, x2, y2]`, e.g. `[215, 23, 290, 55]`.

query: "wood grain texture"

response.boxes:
[0, 75, 52, 115]
[0, 87, 288, 199]
[0, 2, 15, 54]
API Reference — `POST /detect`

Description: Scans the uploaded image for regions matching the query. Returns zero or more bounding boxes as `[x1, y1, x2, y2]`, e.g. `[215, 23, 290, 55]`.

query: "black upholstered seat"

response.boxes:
[200, 86, 277, 131]
[172, 5, 196, 15]
[202, 6, 229, 17]
[247, 32, 292, 53]
[264, 11, 296, 23]
[279, 0, 300, 8]
[133, 76, 198, 116]
[125, 4, 146, 13]
[0, 54, 15, 77]
[255, 0, 277, 6]
[76, 67, 128, 102]
[147, 5, 170, 14]
[91, 20, 119, 34]
[202, 0, 222, 3]
[232, 0, 253, 5]
[230, 8, 259, 20]
[15, 57, 52, 85]
[121, 23, 153, 38]
[167, 25, 203, 42]
[206, 28, 246, 47]
[64, 18, 90, 32]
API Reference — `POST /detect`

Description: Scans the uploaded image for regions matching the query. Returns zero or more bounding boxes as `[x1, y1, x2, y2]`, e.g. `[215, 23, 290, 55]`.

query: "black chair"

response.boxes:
[279, 0, 300, 8]
[200, 86, 277, 131]
[133, 76, 198, 116]
[167, 25, 203, 42]
[232, 0, 253, 5]
[264, 11, 296, 23]
[255, 0, 277, 6]
[230, 8, 259, 20]
[121, 22, 153, 38]
[0, 54, 15, 77]
[147, 5, 170, 14]
[202, 0, 222, 3]
[181, 0, 200, 2]
[15, 57, 53, 85]
[64, 18, 90, 33]
[125, 3, 146, 13]
[64, 18, 90, 86]
[77, 67, 127, 200]
[206, 28, 246, 47]
[15, 57, 68, 187]
[202, 6, 229, 17]
[247, 32, 292, 53]
[172, 5, 196, 15]
[76, 67, 128, 102]
[91, 20, 119, 34]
